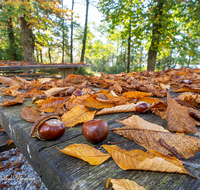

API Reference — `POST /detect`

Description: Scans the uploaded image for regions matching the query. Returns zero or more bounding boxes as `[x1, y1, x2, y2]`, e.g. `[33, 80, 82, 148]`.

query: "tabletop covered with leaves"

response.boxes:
[0, 67, 200, 190]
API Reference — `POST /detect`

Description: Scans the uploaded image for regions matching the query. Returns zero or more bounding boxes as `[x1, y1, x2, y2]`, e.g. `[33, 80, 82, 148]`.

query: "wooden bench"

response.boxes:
[0, 85, 200, 190]
[0, 64, 91, 79]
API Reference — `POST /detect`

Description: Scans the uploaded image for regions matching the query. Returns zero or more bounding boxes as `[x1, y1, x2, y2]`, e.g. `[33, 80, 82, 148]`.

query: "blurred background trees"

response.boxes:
[0, 0, 199, 73]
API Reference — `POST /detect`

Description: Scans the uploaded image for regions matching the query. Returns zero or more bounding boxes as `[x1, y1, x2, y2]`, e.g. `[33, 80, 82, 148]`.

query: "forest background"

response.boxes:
[0, 0, 200, 75]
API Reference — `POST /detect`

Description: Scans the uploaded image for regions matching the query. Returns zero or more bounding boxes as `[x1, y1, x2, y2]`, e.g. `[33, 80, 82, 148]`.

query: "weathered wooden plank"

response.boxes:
[0, 88, 200, 190]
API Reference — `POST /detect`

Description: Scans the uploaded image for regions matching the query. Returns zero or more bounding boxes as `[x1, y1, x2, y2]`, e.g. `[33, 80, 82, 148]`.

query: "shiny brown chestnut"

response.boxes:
[82, 119, 109, 144]
[39, 119, 65, 140]
[73, 89, 84, 96]
[30, 114, 65, 140]
[136, 102, 150, 113]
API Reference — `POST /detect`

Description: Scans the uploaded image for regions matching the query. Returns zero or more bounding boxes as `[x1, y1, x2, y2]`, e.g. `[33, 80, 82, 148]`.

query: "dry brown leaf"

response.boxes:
[106, 178, 146, 190]
[0, 94, 25, 106]
[166, 93, 196, 133]
[38, 97, 69, 113]
[0, 85, 22, 97]
[0, 76, 21, 87]
[95, 103, 136, 116]
[62, 105, 96, 127]
[135, 97, 160, 105]
[44, 87, 68, 96]
[82, 95, 115, 109]
[65, 94, 89, 110]
[113, 82, 122, 94]
[21, 106, 45, 122]
[23, 88, 45, 98]
[172, 86, 200, 93]
[57, 144, 110, 165]
[102, 145, 193, 176]
[112, 128, 200, 159]
[117, 115, 169, 132]
[122, 91, 151, 101]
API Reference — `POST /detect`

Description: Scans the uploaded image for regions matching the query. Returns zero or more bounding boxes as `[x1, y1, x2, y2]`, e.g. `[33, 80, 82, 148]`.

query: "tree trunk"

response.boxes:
[40, 48, 43, 63]
[127, 13, 132, 73]
[21, 17, 35, 62]
[80, 0, 89, 63]
[7, 17, 17, 60]
[48, 47, 52, 63]
[147, 0, 164, 71]
[70, 0, 74, 63]
[36, 47, 39, 62]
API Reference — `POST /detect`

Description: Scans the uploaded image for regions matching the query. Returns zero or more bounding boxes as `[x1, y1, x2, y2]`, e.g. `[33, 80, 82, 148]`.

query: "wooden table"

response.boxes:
[0, 86, 200, 190]
[0, 64, 91, 79]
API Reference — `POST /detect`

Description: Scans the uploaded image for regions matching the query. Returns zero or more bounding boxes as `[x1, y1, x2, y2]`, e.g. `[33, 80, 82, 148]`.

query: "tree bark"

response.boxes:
[48, 47, 52, 63]
[80, 0, 89, 63]
[147, 0, 164, 71]
[127, 19, 131, 73]
[7, 17, 17, 60]
[21, 18, 35, 62]
[70, 0, 74, 63]
[40, 48, 43, 63]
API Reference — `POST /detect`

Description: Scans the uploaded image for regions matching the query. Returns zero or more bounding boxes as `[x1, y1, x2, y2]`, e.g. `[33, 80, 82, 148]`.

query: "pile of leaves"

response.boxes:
[1, 67, 200, 189]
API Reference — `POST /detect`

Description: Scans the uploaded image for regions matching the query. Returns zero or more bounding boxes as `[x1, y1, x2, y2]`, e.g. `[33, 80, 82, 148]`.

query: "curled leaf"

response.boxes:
[0, 94, 25, 106]
[58, 144, 110, 165]
[96, 103, 136, 116]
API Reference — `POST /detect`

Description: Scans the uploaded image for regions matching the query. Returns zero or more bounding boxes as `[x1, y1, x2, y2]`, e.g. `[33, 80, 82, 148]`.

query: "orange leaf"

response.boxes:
[112, 128, 200, 159]
[83, 95, 115, 109]
[102, 145, 193, 177]
[38, 97, 68, 113]
[135, 96, 160, 105]
[0, 94, 25, 106]
[122, 91, 152, 101]
[23, 88, 45, 98]
[117, 115, 169, 132]
[21, 106, 45, 122]
[6, 140, 13, 145]
[57, 144, 110, 165]
[62, 105, 96, 127]
[95, 103, 136, 116]
[166, 93, 196, 133]
[106, 178, 146, 190]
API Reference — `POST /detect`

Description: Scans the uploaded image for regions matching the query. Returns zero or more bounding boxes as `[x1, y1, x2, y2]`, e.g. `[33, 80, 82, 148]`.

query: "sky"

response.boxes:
[63, 0, 103, 28]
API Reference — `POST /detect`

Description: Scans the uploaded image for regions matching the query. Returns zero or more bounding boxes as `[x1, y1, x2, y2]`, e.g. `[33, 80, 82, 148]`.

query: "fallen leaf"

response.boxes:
[106, 178, 146, 190]
[44, 87, 68, 96]
[117, 115, 169, 132]
[83, 95, 115, 109]
[122, 91, 151, 101]
[62, 105, 96, 127]
[21, 106, 45, 122]
[135, 96, 160, 105]
[95, 103, 136, 116]
[102, 145, 193, 177]
[0, 156, 10, 162]
[38, 97, 69, 113]
[6, 140, 13, 145]
[57, 144, 110, 165]
[0, 94, 25, 106]
[23, 88, 45, 98]
[166, 93, 196, 133]
[112, 128, 200, 159]
[113, 82, 122, 94]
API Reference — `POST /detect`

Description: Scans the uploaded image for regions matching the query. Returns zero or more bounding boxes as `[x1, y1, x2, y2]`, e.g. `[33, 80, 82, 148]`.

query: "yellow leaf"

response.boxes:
[57, 144, 110, 165]
[106, 178, 146, 190]
[62, 105, 96, 127]
[102, 145, 193, 177]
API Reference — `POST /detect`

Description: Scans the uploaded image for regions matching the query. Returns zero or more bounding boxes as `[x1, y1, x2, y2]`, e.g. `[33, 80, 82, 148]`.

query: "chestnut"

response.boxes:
[30, 114, 65, 140]
[135, 102, 150, 113]
[39, 119, 65, 140]
[82, 119, 109, 144]
[73, 89, 84, 96]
